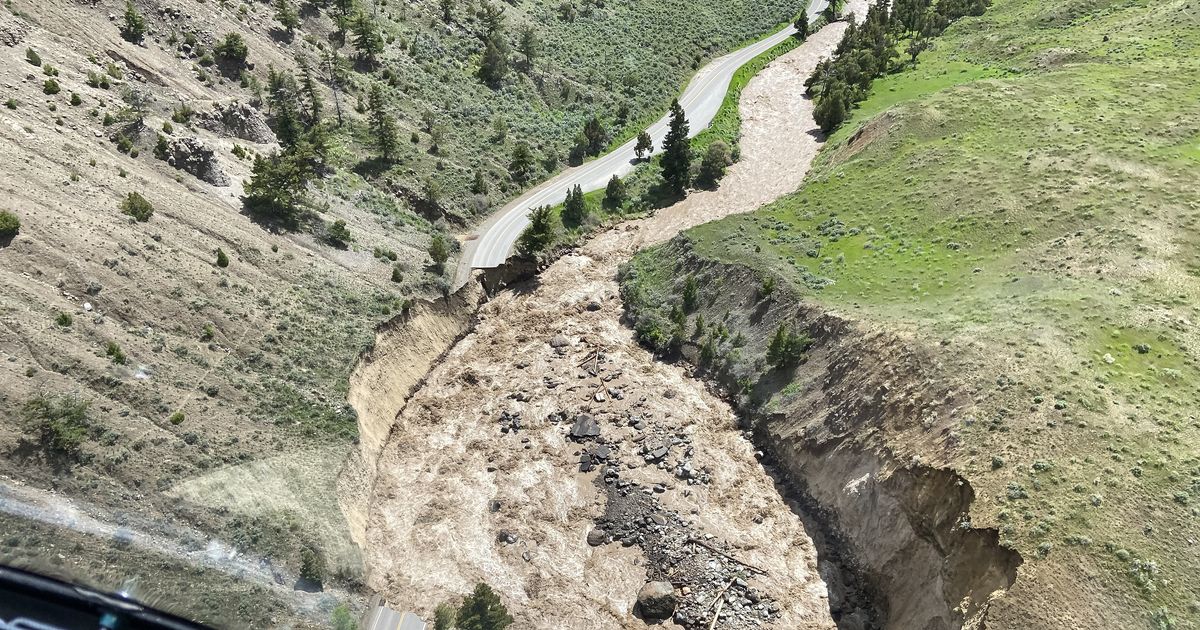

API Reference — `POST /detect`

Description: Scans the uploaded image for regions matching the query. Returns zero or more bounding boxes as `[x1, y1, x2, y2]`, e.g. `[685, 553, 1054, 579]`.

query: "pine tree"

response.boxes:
[604, 174, 626, 209]
[323, 48, 347, 126]
[456, 583, 513, 630]
[439, 0, 454, 22]
[243, 152, 313, 219]
[583, 116, 607, 155]
[795, 11, 809, 38]
[478, 34, 509, 88]
[517, 205, 555, 256]
[634, 131, 653, 160]
[428, 233, 450, 270]
[367, 82, 398, 161]
[352, 10, 383, 65]
[121, 1, 147, 43]
[562, 184, 587, 227]
[508, 142, 534, 181]
[298, 58, 323, 126]
[766, 324, 788, 367]
[275, 0, 300, 34]
[682, 274, 699, 312]
[518, 26, 540, 73]
[267, 66, 303, 148]
[472, 169, 489, 195]
[660, 99, 692, 196]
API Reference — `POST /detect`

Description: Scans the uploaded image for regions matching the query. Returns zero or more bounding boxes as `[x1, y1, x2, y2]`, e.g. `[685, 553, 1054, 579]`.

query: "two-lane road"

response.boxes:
[457, 1, 828, 284]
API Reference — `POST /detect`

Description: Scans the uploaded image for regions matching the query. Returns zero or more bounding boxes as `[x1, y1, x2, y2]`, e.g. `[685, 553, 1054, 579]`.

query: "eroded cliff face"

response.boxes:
[622, 256, 1022, 630]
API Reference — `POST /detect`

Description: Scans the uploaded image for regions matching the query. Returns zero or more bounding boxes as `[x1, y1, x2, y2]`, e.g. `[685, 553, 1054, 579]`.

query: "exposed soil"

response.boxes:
[361, 12, 864, 628]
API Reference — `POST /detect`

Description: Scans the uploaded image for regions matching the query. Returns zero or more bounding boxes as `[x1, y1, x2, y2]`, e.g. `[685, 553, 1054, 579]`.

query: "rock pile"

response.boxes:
[201, 101, 275, 144]
[166, 137, 229, 186]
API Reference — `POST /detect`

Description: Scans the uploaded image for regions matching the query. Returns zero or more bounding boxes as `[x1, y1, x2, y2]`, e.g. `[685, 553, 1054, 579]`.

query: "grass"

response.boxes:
[625, 0, 1200, 625]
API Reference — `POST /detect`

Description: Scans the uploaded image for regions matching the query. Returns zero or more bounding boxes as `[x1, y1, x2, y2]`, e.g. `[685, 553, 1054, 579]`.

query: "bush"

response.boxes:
[697, 140, 731, 188]
[120, 192, 154, 222]
[214, 33, 249, 64]
[25, 48, 41, 66]
[215, 248, 230, 268]
[162, 121, 174, 134]
[428, 232, 450, 269]
[298, 545, 325, 589]
[0, 210, 20, 238]
[169, 411, 185, 425]
[70, 92, 82, 106]
[105, 341, 127, 364]
[4, 98, 15, 110]
[681, 274, 699, 312]
[42, 79, 60, 95]
[21, 394, 91, 458]
[55, 312, 73, 327]
[325, 220, 352, 248]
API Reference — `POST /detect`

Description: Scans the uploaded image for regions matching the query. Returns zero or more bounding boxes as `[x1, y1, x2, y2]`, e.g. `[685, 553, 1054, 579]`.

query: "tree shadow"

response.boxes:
[268, 27, 296, 44]
[0, 233, 15, 248]
[352, 157, 393, 179]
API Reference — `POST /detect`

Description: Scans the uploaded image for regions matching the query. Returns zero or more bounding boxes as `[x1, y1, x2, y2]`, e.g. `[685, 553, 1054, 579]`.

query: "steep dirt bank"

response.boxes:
[358, 13, 863, 627]
[621, 254, 1023, 629]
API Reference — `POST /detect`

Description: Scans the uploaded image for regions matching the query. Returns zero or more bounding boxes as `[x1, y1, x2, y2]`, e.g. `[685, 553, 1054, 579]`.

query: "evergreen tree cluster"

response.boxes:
[806, 0, 989, 132]
[766, 324, 811, 369]
[242, 64, 329, 219]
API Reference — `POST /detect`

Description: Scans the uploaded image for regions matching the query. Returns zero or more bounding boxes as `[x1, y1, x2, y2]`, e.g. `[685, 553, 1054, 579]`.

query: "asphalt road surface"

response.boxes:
[458, 1, 830, 282]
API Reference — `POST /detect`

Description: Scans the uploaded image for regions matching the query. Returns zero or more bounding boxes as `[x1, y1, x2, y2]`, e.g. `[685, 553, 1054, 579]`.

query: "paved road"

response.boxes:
[458, 1, 829, 282]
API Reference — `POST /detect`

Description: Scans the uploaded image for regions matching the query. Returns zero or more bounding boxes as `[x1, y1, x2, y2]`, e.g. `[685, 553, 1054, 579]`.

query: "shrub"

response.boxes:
[162, 121, 174, 134]
[0, 210, 20, 238]
[697, 140, 731, 188]
[4, 98, 15, 110]
[120, 192, 154, 222]
[766, 324, 812, 369]
[42, 64, 58, 77]
[55, 312, 73, 327]
[169, 411, 185, 425]
[154, 134, 170, 160]
[214, 32, 249, 64]
[215, 248, 230, 268]
[114, 133, 133, 153]
[87, 71, 112, 89]
[325, 220, 352, 248]
[682, 274, 699, 312]
[105, 341, 127, 364]
[70, 93, 82, 106]
[21, 394, 91, 458]
[25, 48, 41, 66]
[391, 265, 403, 282]
[106, 63, 123, 80]
[42, 79, 60, 95]
[299, 545, 325, 589]
[171, 103, 194, 124]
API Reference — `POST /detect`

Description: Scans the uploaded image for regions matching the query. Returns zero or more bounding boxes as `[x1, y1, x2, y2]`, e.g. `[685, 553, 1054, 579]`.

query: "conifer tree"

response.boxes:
[604, 174, 626, 209]
[352, 10, 383, 65]
[367, 83, 398, 161]
[660, 99, 692, 196]
[562, 184, 587, 227]
[456, 583, 513, 630]
[634, 131, 653, 160]
[121, 1, 147, 43]
[275, 0, 300, 35]
[517, 205, 555, 256]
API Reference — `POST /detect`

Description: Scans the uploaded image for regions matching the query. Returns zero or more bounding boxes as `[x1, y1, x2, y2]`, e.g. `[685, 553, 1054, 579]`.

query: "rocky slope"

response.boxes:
[0, 0, 808, 624]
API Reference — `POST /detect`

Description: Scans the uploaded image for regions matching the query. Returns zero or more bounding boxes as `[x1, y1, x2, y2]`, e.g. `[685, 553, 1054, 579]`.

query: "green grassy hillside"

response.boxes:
[623, 0, 1200, 625]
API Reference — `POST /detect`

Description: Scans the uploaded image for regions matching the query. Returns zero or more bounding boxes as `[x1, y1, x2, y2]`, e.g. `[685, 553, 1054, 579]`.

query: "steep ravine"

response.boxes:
[621, 256, 1024, 629]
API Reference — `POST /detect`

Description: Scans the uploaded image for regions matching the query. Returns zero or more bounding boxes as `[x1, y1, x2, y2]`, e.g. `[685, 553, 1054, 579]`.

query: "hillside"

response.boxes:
[0, 0, 806, 624]
[622, 0, 1200, 627]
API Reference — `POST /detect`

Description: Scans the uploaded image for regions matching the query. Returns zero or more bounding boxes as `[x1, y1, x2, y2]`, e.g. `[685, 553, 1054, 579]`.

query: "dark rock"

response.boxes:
[586, 529, 607, 546]
[636, 581, 677, 620]
[488, 500, 502, 513]
[166, 137, 230, 186]
[586, 300, 602, 311]
[570, 414, 600, 440]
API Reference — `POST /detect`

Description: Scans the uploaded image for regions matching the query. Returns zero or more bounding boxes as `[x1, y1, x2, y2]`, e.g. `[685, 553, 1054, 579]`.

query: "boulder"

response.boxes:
[586, 529, 607, 546]
[570, 414, 600, 440]
[636, 581, 677, 620]
[201, 101, 275, 143]
[167, 137, 230, 186]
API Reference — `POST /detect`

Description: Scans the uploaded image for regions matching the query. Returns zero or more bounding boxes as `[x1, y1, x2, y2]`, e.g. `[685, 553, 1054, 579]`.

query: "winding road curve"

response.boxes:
[457, 0, 829, 282]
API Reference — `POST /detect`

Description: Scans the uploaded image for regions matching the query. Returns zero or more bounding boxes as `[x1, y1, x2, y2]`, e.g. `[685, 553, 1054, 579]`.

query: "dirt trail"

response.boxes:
[363, 12, 864, 628]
